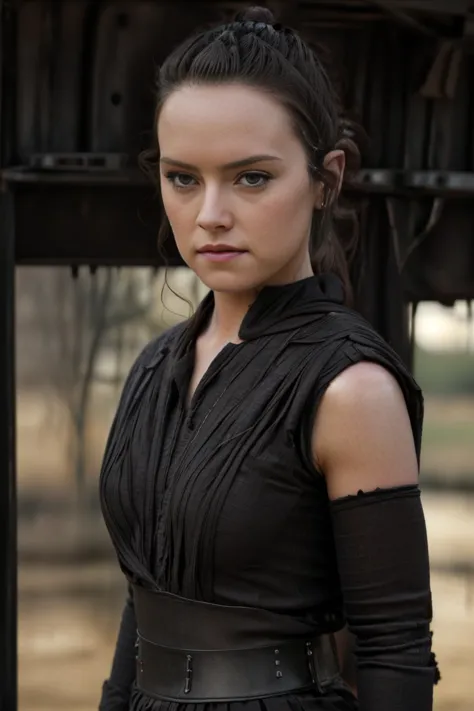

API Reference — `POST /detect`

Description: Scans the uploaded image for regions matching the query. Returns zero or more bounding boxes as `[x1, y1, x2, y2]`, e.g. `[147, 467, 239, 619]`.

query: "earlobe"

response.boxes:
[313, 181, 326, 211]
[318, 186, 326, 210]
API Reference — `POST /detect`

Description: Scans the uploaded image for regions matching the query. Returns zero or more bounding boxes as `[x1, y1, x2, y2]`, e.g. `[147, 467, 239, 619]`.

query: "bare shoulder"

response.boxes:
[312, 361, 419, 500]
[320, 360, 406, 410]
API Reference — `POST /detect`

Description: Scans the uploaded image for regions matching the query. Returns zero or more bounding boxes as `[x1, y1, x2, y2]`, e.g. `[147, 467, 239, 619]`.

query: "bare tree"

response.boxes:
[17, 266, 204, 503]
[26, 267, 157, 501]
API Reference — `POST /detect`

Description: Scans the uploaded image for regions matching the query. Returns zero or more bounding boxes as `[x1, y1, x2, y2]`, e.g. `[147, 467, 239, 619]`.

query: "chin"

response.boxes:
[196, 269, 261, 295]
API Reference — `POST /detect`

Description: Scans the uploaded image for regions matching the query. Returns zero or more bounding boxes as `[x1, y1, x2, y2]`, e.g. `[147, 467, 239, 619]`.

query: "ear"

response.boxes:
[320, 149, 346, 205]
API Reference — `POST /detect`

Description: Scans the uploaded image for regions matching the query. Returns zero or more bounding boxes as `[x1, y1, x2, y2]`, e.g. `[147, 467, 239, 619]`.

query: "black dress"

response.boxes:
[99, 274, 430, 711]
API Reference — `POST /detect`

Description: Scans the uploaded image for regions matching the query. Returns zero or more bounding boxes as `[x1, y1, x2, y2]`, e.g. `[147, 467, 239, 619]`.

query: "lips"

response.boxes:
[197, 244, 246, 254]
[196, 245, 247, 262]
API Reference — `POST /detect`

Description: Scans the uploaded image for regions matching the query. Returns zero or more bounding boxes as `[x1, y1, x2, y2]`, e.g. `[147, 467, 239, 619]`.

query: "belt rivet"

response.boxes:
[135, 636, 143, 673]
[184, 654, 193, 694]
[276, 670, 283, 679]
[306, 641, 316, 684]
[275, 660, 280, 666]
[274, 649, 279, 655]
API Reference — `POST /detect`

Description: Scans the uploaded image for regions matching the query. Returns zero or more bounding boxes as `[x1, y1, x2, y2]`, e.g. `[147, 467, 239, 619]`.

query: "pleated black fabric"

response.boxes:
[99, 274, 425, 711]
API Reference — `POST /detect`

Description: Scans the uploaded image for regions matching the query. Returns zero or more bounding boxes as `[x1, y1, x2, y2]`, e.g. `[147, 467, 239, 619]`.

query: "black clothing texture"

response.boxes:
[99, 274, 436, 711]
[100, 588, 136, 711]
[330, 485, 438, 710]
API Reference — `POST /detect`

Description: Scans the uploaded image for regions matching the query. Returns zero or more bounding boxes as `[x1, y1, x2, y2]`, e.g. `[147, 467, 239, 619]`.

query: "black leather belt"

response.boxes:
[137, 631, 340, 702]
[133, 586, 341, 703]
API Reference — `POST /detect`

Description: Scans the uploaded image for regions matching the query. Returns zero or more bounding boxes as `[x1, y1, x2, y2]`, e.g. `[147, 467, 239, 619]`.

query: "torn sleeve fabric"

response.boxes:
[330, 484, 439, 710]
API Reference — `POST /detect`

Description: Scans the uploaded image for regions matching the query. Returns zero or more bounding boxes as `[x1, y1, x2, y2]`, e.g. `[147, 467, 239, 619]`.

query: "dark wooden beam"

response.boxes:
[0, 189, 17, 711]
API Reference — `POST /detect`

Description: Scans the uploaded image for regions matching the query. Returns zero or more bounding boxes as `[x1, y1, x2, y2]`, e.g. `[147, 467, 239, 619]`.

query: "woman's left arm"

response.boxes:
[313, 361, 439, 711]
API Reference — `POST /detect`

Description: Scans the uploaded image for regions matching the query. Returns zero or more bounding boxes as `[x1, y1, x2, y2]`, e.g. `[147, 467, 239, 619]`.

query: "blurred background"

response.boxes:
[15, 266, 474, 711]
[2, 1, 474, 710]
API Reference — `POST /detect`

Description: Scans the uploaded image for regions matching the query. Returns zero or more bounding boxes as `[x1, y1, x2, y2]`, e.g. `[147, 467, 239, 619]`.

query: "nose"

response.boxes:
[196, 185, 233, 232]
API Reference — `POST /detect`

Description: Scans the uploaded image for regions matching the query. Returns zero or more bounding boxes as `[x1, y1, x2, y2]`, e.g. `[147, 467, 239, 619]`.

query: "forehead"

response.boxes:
[158, 83, 300, 161]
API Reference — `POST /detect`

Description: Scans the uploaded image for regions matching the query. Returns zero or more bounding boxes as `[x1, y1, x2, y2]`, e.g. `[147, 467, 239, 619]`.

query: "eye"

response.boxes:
[165, 171, 198, 189]
[237, 171, 272, 188]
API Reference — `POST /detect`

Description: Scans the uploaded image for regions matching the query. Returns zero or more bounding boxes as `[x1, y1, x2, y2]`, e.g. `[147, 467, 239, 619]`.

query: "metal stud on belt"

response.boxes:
[274, 648, 283, 678]
[184, 654, 193, 694]
[306, 641, 316, 685]
[135, 635, 144, 674]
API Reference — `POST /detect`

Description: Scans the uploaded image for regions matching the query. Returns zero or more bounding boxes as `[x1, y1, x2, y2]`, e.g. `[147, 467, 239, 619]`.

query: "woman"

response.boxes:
[99, 6, 439, 711]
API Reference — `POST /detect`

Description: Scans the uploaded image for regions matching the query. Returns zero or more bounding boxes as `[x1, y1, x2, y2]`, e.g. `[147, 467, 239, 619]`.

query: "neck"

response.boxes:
[206, 258, 314, 344]
[206, 289, 256, 344]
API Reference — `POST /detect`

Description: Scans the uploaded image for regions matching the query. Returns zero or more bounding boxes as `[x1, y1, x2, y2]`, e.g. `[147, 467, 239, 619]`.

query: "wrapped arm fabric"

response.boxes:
[330, 484, 440, 710]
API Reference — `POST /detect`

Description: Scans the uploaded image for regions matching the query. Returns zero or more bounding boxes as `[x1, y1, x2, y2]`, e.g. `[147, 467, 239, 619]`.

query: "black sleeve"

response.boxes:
[99, 586, 137, 711]
[330, 485, 440, 710]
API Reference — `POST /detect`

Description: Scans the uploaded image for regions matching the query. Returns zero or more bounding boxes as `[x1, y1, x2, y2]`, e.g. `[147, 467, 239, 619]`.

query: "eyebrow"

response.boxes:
[159, 155, 282, 170]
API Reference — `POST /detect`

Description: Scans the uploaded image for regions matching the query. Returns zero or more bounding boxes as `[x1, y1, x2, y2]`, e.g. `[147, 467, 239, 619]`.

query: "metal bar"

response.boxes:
[1, 0, 17, 168]
[2, 166, 148, 186]
[0, 188, 17, 711]
[347, 169, 474, 196]
[0, 0, 18, 708]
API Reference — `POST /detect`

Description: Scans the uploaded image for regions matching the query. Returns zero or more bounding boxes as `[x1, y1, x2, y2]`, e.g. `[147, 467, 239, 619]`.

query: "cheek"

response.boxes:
[160, 181, 180, 224]
[269, 187, 313, 219]
[160, 184, 194, 246]
[250, 182, 314, 248]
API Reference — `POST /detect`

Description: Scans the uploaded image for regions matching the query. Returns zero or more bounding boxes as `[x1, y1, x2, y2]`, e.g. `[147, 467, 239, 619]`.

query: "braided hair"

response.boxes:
[141, 5, 361, 304]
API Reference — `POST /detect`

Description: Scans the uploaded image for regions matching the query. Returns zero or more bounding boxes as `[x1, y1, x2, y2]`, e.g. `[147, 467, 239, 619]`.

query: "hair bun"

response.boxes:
[235, 6, 277, 25]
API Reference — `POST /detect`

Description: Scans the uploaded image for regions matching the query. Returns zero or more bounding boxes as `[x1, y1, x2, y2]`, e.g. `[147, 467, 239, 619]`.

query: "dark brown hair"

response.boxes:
[140, 5, 361, 304]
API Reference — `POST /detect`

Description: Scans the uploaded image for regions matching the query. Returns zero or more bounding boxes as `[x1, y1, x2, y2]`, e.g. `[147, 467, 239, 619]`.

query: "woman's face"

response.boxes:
[158, 83, 322, 293]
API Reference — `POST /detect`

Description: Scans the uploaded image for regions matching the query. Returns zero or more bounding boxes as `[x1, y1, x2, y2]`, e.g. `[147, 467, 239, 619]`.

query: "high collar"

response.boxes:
[170, 273, 345, 400]
[188, 273, 345, 344]
[238, 272, 345, 340]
